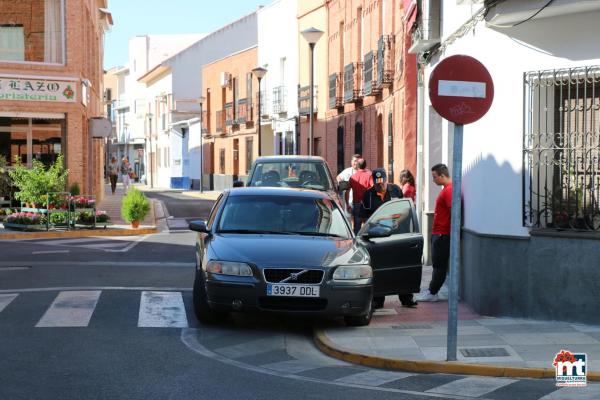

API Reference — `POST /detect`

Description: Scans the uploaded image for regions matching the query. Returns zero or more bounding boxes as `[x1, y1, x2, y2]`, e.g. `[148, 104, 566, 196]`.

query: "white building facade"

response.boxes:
[412, 0, 600, 323]
[257, 0, 299, 156]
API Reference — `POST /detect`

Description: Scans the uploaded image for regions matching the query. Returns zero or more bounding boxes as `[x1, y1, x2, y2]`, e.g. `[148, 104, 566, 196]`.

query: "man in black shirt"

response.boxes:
[360, 168, 418, 309]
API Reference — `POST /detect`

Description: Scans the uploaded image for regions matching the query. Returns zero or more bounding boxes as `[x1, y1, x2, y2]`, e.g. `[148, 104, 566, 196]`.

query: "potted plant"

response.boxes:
[121, 188, 150, 228]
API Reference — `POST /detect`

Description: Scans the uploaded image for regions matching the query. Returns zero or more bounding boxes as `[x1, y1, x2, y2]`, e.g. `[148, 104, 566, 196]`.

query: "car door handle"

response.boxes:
[409, 243, 420, 249]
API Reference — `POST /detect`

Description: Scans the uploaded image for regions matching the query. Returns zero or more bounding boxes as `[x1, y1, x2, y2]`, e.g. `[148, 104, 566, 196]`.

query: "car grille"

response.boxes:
[263, 268, 324, 284]
[259, 297, 327, 311]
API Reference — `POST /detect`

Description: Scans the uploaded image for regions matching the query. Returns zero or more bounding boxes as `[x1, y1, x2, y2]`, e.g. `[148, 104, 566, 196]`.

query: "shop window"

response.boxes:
[0, 0, 65, 64]
[0, 117, 64, 167]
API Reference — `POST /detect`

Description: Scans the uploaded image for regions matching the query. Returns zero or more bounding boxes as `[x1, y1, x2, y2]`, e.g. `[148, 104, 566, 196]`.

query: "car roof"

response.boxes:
[253, 155, 326, 163]
[225, 187, 332, 200]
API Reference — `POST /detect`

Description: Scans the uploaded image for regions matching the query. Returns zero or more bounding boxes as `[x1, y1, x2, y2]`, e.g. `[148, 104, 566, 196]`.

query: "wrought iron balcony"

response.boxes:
[298, 85, 317, 116]
[329, 73, 343, 109]
[236, 98, 252, 124]
[201, 110, 210, 132]
[344, 62, 363, 103]
[363, 51, 380, 97]
[374, 35, 395, 89]
[224, 102, 234, 126]
[272, 86, 287, 115]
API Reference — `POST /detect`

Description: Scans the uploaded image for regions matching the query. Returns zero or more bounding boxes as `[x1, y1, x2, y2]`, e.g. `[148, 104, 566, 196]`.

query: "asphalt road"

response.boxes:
[0, 191, 579, 399]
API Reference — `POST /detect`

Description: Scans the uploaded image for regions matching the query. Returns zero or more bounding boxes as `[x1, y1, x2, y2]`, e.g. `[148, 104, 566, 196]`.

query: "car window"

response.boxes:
[217, 195, 351, 238]
[206, 194, 224, 230]
[359, 199, 416, 236]
[248, 161, 333, 191]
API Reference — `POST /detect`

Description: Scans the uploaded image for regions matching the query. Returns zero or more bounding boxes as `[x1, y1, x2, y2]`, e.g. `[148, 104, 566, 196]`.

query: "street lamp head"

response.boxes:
[252, 66, 267, 80]
[146, 113, 154, 120]
[301, 27, 324, 45]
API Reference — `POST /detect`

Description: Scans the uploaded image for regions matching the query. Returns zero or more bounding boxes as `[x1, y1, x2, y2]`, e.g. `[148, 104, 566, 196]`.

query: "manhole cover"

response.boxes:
[460, 347, 510, 357]
[392, 323, 433, 330]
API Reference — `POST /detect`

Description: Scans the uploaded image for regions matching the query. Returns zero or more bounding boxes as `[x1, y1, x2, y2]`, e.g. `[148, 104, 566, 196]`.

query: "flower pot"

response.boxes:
[131, 220, 140, 229]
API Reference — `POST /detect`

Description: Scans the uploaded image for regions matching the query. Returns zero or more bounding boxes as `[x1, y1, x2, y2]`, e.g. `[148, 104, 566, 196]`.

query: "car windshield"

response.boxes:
[217, 195, 351, 238]
[248, 161, 332, 191]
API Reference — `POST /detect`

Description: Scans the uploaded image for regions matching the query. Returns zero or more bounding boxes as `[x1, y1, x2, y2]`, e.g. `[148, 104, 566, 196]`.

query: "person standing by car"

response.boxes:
[337, 154, 361, 213]
[108, 156, 119, 194]
[415, 163, 453, 302]
[120, 157, 132, 192]
[348, 158, 372, 234]
[360, 168, 418, 308]
[399, 169, 416, 203]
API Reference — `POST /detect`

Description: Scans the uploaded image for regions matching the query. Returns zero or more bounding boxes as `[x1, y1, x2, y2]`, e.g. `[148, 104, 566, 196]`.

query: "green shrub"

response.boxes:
[0, 155, 11, 199]
[69, 182, 80, 196]
[8, 155, 68, 205]
[120, 188, 150, 223]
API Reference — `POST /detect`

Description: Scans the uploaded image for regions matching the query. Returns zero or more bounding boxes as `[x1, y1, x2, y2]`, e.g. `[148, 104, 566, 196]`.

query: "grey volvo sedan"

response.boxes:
[190, 187, 423, 326]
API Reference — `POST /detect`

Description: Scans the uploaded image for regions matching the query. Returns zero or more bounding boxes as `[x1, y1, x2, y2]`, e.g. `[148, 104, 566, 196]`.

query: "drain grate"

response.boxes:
[460, 347, 510, 357]
[392, 323, 433, 330]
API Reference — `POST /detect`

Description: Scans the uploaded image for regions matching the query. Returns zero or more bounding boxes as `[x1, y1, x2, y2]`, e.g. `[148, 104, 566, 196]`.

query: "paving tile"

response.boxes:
[332, 335, 419, 350]
[371, 348, 426, 360]
[235, 349, 294, 366]
[298, 366, 367, 380]
[426, 376, 518, 397]
[540, 383, 600, 399]
[512, 344, 600, 362]
[485, 379, 558, 400]
[486, 323, 578, 334]
[382, 373, 465, 391]
[500, 332, 599, 346]
[261, 359, 319, 374]
[335, 369, 414, 386]
[412, 334, 507, 347]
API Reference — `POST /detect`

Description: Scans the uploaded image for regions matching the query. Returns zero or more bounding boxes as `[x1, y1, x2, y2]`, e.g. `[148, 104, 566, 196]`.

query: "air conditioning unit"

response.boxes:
[220, 72, 231, 88]
[408, 0, 441, 54]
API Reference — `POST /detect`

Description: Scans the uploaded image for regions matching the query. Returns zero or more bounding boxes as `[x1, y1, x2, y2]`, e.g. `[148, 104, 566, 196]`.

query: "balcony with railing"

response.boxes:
[272, 86, 287, 115]
[363, 51, 380, 97]
[257, 91, 269, 119]
[201, 110, 210, 135]
[329, 73, 343, 109]
[224, 102, 234, 127]
[216, 110, 225, 134]
[344, 62, 363, 103]
[298, 85, 318, 116]
[374, 35, 395, 89]
[236, 98, 252, 125]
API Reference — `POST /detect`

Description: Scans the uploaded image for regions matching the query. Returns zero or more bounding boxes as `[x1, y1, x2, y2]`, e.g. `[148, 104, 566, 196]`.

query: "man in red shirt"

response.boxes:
[348, 158, 372, 234]
[416, 163, 452, 302]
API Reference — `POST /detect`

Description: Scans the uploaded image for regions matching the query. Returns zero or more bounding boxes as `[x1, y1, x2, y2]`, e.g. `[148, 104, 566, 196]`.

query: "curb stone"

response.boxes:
[0, 227, 158, 240]
[313, 328, 600, 381]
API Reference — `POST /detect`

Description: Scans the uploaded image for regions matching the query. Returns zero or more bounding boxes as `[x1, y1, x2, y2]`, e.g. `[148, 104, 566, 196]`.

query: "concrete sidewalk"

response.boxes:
[315, 266, 600, 381]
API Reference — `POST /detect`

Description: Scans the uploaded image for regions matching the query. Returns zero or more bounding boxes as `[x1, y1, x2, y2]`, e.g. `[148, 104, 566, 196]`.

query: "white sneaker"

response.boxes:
[415, 290, 439, 302]
[438, 283, 449, 300]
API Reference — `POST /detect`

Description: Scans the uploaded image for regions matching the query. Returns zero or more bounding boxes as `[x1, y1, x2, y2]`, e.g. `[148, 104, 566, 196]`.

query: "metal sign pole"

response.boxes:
[447, 123, 463, 361]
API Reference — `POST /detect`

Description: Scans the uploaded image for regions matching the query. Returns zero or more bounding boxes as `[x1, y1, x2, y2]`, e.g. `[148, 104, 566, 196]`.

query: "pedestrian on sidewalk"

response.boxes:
[120, 157, 132, 192]
[360, 168, 418, 309]
[337, 154, 361, 214]
[399, 169, 416, 203]
[416, 163, 453, 302]
[108, 157, 119, 194]
[348, 158, 372, 234]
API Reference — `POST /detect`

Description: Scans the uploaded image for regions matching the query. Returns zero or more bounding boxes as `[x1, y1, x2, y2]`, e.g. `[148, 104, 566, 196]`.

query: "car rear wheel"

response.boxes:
[344, 298, 373, 327]
[193, 271, 228, 324]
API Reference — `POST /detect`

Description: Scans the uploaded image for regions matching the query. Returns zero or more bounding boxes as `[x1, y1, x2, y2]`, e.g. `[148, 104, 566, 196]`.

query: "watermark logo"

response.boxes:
[553, 349, 587, 387]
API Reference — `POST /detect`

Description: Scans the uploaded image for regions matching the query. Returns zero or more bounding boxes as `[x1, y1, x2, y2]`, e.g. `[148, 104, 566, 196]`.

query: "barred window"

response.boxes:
[523, 66, 600, 231]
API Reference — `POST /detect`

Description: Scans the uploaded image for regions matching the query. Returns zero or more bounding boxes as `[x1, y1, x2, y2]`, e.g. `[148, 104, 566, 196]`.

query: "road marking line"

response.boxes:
[0, 267, 30, 271]
[105, 235, 148, 252]
[335, 370, 414, 386]
[0, 293, 18, 313]
[426, 376, 517, 397]
[32, 250, 70, 254]
[138, 291, 188, 328]
[36, 290, 101, 328]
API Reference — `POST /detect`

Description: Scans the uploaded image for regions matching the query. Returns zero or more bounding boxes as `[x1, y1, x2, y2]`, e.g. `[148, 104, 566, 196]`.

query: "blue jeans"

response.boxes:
[352, 203, 363, 234]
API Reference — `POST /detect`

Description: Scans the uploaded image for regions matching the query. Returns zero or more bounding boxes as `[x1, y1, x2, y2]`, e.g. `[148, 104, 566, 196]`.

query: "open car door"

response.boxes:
[357, 199, 423, 297]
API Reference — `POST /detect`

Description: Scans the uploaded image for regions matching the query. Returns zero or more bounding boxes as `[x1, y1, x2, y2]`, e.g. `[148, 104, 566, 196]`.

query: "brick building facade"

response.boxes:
[0, 0, 112, 200]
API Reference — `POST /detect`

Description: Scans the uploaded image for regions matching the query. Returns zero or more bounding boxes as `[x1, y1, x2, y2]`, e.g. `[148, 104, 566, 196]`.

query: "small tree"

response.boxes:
[8, 155, 68, 206]
[0, 155, 11, 199]
[121, 187, 150, 225]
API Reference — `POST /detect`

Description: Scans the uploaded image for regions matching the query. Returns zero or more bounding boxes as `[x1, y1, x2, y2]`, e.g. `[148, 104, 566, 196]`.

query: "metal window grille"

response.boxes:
[523, 65, 600, 231]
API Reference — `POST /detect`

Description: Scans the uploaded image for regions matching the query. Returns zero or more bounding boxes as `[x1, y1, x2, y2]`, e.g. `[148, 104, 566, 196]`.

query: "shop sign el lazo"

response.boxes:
[0, 77, 77, 103]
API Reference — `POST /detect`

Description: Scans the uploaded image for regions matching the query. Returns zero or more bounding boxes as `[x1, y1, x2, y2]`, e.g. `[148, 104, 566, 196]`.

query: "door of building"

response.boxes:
[233, 138, 239, 178]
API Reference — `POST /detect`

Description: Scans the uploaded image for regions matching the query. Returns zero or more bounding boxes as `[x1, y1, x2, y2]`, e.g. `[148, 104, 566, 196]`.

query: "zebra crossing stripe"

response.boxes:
[426, 376, 517, 397]
[0, 293, 18, 313]
[335, 370, 414, 386]
[138, 291, 188, 328]
[36, 291, 101, 328]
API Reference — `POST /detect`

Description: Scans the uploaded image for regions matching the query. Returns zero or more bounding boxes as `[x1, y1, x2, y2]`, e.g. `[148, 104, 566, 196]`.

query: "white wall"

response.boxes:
[257, 0, 299, 153]
[422, 4, 600, 236]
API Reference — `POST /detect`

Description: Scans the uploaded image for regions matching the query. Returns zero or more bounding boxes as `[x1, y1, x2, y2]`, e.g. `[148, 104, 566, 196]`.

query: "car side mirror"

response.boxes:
[338, 181, 350, 191]
[361, 225, 391, 239]
[189, 220, 208, 233]
[233, 180, 244, 188]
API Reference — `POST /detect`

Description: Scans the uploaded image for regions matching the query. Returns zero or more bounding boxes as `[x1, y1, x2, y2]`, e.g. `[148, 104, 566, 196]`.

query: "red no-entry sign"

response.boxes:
[429, 55, 494, 125]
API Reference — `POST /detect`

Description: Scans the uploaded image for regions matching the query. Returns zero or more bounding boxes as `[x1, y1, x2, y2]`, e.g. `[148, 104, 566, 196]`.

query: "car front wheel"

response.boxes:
[192, 271, 227, 324]
[343, 298, 373, 327]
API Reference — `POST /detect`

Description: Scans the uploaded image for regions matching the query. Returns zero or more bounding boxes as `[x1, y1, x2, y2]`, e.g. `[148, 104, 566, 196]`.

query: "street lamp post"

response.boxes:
[146, 113, 154, 188]
[198, 96, 206, 193]
[252, 67, 267, 157]
[301, 27, 324, 156]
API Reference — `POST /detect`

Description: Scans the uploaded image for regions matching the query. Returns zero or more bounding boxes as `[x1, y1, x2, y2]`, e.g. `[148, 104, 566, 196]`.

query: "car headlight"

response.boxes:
[333, 265, 372, 280]
[206, 261, 253, 276]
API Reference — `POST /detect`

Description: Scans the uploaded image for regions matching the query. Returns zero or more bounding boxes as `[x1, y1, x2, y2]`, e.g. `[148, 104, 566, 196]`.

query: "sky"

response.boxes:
[104, 0, 267, 69]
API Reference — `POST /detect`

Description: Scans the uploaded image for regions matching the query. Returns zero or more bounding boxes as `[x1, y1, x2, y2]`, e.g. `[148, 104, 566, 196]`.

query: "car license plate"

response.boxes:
[267, 284, 320, 297]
